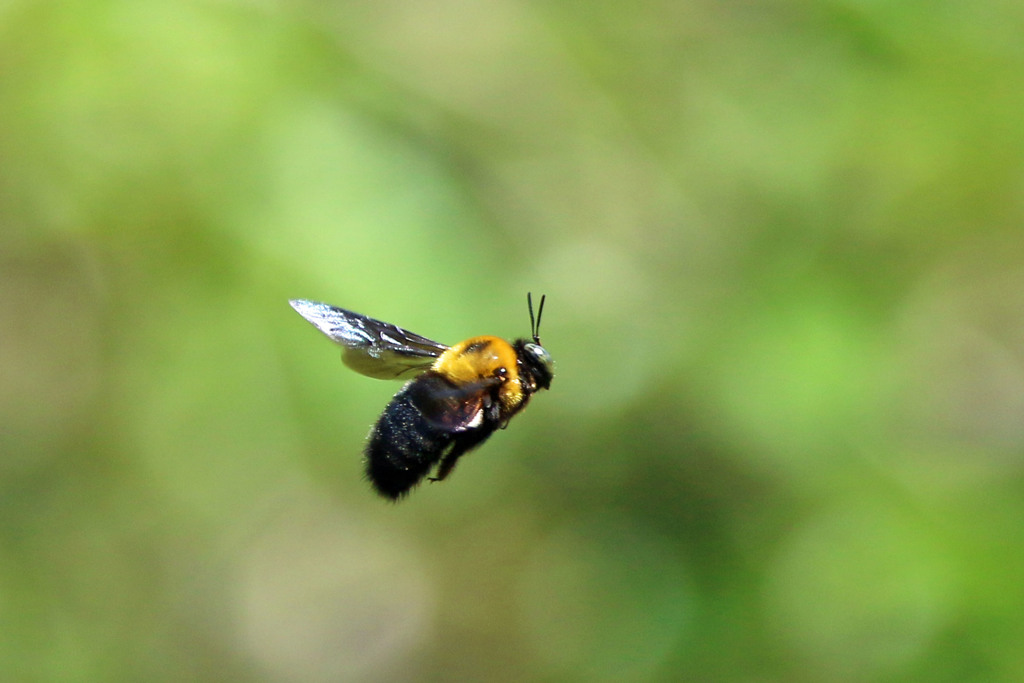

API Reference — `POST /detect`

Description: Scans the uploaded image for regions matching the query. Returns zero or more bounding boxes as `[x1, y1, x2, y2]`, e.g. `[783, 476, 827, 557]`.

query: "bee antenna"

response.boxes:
[528, 292, 546, 344]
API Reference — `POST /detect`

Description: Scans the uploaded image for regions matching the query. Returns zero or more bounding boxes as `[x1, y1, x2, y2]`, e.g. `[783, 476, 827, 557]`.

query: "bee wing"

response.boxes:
[290, 299, 448, 379]
[407, 375, 502, 433]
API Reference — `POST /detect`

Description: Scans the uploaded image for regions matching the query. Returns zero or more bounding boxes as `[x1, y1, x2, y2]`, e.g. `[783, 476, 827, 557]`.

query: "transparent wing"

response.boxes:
[407, 375, 502, 433]
[290, 299, 448, 379]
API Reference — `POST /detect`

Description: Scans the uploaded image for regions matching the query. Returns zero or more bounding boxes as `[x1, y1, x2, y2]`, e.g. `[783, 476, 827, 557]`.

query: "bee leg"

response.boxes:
[427, 418, 498, 484]
[428, 439, 471, 482]
[428, 449, 462, 483]
[485, 395, 502, 423]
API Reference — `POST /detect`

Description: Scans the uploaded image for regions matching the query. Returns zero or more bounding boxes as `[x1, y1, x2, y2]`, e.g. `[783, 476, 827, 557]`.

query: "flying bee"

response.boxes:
[289, 294, 554, 500]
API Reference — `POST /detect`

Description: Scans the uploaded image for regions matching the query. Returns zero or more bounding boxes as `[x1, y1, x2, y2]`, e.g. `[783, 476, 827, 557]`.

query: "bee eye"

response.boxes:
[524, 343, 553, 368]
[522, 342, 554, 390]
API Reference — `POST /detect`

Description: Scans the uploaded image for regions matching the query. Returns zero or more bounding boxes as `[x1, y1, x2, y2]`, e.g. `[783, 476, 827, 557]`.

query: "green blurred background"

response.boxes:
[3, 0, 1024, 680]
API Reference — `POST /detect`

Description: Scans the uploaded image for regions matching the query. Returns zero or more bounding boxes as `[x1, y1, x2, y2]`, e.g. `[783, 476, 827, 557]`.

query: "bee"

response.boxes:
[289, 294, 554, 499]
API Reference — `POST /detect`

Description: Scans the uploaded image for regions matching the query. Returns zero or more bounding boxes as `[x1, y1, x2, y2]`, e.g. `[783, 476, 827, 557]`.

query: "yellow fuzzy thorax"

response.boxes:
[432, 335, 525, 413]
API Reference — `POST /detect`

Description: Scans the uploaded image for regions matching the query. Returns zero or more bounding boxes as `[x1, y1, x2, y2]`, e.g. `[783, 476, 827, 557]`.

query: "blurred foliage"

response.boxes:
[3, 0, 1024, 680]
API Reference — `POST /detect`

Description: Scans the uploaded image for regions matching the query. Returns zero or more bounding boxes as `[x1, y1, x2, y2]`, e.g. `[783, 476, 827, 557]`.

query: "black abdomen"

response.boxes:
[365, 374, 499, 499]
[365, 381, 450, 499]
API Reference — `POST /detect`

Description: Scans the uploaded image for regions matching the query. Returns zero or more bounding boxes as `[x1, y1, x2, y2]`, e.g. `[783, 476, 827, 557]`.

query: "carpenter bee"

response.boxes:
[289, 294, 553, 499]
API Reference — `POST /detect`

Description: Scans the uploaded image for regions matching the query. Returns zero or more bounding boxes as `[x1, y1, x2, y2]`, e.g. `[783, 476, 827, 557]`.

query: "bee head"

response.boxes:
[519, 293, 553, 390]
[520, 341, 554, 390]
